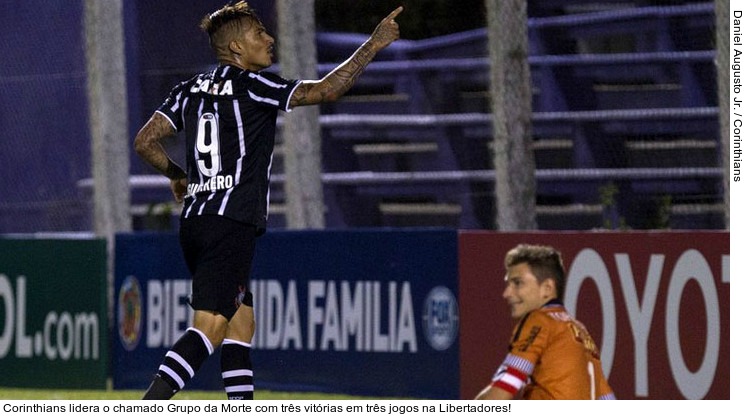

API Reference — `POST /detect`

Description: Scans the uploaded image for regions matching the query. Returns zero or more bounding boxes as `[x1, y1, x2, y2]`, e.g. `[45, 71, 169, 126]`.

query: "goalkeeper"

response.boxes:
[476, 244, 615, 400]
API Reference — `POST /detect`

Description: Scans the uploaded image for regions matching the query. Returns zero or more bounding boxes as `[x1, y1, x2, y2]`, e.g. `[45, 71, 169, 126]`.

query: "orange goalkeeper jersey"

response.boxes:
[491, 300, 615, 400]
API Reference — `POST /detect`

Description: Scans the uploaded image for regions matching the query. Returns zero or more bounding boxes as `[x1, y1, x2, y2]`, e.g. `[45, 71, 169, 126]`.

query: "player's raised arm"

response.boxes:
[289, 6, 403, 107]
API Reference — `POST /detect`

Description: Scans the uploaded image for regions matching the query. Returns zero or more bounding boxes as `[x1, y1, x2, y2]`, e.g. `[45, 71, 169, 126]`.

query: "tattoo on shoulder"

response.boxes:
[147, 113, 176, 138]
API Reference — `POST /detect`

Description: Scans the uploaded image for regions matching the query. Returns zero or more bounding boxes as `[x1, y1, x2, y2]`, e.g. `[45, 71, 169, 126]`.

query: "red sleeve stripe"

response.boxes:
[491, 366, 528, 394]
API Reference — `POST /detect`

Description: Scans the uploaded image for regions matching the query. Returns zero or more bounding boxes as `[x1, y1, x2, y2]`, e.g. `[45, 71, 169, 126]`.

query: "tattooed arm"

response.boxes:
[290, 6, 403, 107]
[133, 112, 189, 203]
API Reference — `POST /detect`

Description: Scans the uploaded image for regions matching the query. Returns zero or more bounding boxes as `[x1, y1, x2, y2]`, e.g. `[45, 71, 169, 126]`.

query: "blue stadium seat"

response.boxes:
[298, 1, 722, 230]
[119, 1, 722, 231]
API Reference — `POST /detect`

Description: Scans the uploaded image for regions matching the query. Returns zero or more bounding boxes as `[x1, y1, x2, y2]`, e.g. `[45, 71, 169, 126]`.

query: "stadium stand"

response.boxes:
[260, 0, 722, 230]
[7, 1, 719, 233]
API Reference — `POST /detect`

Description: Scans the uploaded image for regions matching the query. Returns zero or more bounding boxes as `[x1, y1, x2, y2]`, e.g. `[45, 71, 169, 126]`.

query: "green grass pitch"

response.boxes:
[0, 388, 385, 400]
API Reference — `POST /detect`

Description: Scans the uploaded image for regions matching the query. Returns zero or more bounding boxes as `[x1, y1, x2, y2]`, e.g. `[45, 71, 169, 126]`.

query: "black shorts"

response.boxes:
[179, 215, 257, 320]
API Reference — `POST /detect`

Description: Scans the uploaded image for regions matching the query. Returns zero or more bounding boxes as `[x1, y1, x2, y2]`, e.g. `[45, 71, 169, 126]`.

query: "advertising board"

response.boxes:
[113, 229, 460, 398]
[0, 238, 108, 388]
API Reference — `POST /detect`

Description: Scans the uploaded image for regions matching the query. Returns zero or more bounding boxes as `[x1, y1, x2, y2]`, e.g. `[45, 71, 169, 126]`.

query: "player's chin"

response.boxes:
[509, 305, 524, 319]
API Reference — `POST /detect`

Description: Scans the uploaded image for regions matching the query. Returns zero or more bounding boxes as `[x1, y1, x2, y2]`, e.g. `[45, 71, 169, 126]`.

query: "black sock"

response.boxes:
[142, 327, 214, 399]
[221, 339, 254, 400]
[142, 375, 175, 400]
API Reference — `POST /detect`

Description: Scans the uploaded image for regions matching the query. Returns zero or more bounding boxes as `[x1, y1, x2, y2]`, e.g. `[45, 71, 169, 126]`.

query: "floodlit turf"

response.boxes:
[0, 388, 388, 400]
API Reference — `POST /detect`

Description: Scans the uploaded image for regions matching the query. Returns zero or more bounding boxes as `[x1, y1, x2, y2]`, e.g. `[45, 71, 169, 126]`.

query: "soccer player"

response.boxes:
[133, 1, 403, 399]
[475, 244, 615, 400]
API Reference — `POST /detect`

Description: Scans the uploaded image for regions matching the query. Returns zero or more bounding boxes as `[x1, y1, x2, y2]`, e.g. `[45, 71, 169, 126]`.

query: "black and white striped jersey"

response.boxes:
[156, 65, 300, 232]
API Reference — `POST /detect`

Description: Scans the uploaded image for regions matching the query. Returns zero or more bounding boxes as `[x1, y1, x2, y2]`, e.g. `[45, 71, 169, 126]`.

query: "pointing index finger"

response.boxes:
[385, 6, 404, 21]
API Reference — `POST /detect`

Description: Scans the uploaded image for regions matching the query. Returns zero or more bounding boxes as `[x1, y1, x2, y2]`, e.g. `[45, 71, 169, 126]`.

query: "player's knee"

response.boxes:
[193, 312, 228, 345]
[246, 315, 256, 336]
[202, 325, 227, 348]
[226, 306, 255, 342]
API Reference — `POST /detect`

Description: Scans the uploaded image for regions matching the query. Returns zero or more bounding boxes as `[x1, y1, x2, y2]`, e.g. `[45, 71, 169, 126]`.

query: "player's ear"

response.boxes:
[228, 39, 242, 55]
[541, 278, 557, 300]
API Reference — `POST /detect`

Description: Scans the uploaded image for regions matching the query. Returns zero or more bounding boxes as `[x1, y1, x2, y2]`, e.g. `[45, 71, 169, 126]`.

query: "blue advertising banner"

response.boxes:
[113, 229, 459, 399]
